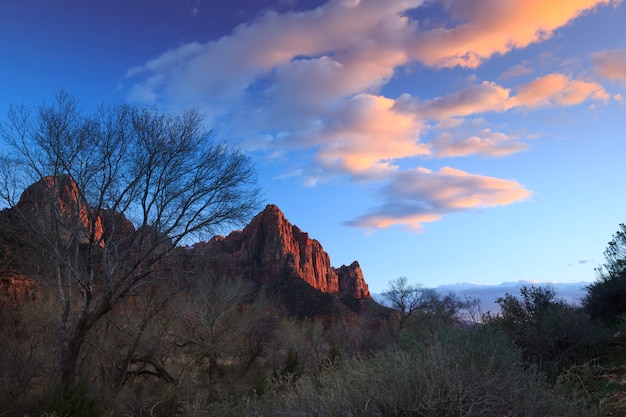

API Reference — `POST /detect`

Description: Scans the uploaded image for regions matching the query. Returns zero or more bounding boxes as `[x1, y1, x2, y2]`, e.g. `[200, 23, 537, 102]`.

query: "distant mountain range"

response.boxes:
[373, 280, 591, 315]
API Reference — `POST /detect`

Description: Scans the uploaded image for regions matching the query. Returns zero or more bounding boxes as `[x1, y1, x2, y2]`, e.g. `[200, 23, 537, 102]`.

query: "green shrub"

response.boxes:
[194, 326, 599, 417]
[584, 223, 626, 324]
[39, 380, 102, 417]
[485, 285, 605, 375]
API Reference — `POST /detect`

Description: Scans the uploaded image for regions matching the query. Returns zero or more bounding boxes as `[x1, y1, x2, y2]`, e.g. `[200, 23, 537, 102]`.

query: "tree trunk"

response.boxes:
[60, 334, 83, 389]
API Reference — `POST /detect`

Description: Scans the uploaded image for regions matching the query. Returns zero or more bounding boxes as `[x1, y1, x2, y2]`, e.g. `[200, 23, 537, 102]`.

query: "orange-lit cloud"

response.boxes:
[431, 129, 527, 158]
[309, 94, 428, 181]
[501, 64, 534, 79]
[514, 74, 610, 107]
[410, 0, 618, 68]
[416, 82, 513, 120]
[593, 49, 626, 85]
[346, 167, 532, 231]
[123, 0, 618, 231]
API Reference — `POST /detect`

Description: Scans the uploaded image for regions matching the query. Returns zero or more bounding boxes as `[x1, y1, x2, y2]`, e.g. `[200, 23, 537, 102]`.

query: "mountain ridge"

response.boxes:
[0, 178, 375, 317]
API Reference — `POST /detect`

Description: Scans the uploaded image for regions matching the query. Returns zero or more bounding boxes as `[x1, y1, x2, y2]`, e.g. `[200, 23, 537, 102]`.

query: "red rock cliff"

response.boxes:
[16, 175, 104, 246]
[196, 205, 370, 299]
[335, 261, 370, 299]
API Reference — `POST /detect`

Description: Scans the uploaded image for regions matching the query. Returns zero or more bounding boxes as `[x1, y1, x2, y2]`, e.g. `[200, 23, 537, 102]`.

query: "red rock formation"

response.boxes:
[16, 175, 104, 246]
[194, 204, 371, 300]
[0, 273, 37, 304]
[335, 261, 371, 299]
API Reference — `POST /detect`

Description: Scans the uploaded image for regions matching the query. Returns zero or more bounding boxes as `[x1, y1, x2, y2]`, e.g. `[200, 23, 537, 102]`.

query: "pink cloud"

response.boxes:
[431, 129, 527, 158]
[308, 94, 428, 181]
[514, 74, 610, 107]
[593, 49, 626, 85]
[346, 167, 532, 231]
[122, 0, 618, 231]
[417, 81, 513, 120]
[410, 0, 618, 68]
[501, 64, 534, 79]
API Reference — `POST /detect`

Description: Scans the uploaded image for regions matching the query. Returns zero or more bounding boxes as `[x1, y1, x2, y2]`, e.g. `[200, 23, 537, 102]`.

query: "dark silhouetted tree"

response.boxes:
[382, 277, 475, 330]
[486, 285, 602, 374]
[584, 223, 626, 323]
[0, 91, 261, 390]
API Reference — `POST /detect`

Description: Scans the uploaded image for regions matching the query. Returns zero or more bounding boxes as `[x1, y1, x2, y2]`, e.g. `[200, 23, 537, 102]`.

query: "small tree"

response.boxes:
[584, 223, 626, 323]
[382, 277, 473, 330]
[382, 277, 424, 329]
[485, 286, 602, 374]
[178, 274, 267, 382]
[0, 91, 261, 390]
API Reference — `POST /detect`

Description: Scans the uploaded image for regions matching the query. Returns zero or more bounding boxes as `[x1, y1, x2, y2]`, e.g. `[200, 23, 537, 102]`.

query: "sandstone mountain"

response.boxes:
[184, 204, 374, 316]
[193, 204, 370, 298]
[0, 177, 377, 317]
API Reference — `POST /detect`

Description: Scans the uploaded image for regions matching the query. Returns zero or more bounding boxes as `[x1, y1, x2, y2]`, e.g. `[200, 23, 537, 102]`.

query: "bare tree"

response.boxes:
[382, 277, 474, 330]
[382, 277, 425, 329]
[0, 91, 261, 389]
[178, 274, 272, 385]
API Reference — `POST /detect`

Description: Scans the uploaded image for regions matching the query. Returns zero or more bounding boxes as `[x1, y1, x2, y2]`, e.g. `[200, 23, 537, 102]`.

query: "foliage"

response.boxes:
[584, 223, 626, 324]
[39, 380, 102, 417]
[382, 276, 477, 330]
[0, 91, 260, 389]
[484, 285, 604, 375]
[195, 326, 599, 417]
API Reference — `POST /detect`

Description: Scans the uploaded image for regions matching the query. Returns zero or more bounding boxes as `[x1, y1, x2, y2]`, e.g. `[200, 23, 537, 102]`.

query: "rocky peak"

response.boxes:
[335, 261, 370, 299]
[16, 175, 103, 246]
[196, 204, 370, 300]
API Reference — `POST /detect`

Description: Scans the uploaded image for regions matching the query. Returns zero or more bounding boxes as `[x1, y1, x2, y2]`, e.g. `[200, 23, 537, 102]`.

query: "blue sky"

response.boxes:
[1, 0, 625, 294]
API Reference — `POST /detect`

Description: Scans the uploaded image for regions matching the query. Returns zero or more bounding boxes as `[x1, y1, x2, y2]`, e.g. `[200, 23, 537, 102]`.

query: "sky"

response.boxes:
[1, 0, 625, 296]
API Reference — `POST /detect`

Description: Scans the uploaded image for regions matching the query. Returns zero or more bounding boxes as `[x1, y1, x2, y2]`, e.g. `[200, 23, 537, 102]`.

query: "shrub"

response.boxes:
[194, 326, 599, 417]
[39, 381, 102, 417]
[584, 223, 626, 324]
[484, 285, 605, 375]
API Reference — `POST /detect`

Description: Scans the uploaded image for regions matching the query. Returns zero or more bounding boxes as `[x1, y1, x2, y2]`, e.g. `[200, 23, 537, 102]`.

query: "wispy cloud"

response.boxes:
[501, 64, 534, 79]
[408, 0, 617, 68]
[123, 0, 618, 232]
[345, 167, 532, 232]
[513, 73, 610, 107]
[430, 129, 528, 158]
[593, 49, 626, 85]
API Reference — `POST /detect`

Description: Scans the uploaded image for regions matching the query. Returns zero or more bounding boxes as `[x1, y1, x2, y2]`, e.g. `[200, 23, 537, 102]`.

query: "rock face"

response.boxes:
[0, 274, 37, 304]
[16, 175, 104, 246]
[336, 261, 370, 299]
[195, 205, 371, 300]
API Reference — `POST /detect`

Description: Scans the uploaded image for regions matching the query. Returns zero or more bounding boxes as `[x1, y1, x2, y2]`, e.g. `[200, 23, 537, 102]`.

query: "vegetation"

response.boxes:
[2, 93, 626, 416]
[190, 326, 599, 417]
[0, 92, 261, 412]
[584, 223, 626, 324]
[484, 285, 606, 376]
[382, 276, 477, 330]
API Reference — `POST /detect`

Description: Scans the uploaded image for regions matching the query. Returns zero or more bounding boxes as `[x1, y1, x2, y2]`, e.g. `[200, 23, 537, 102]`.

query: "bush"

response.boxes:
[194, 326, 599, 417]
[484, 285, 605, 375]
[39, 381, 102, 417]
[584, 223, 626, 324]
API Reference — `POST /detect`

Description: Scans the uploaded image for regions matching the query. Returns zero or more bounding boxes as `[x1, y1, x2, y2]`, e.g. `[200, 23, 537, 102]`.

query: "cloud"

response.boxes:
[122, 0, 617, 231]
[514, 73, 610, 107]
[309, 94, 428, 181]
[408, 0, 618, 68]
[346, 167, 531, 231]
[125, 0, 615, 106]
[125, 0, 419, 107]
[416, 81, 514, 120]
[431, 129, 528, 158]
[501, 64, 534, 79]
[593, 49, 626, 85]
